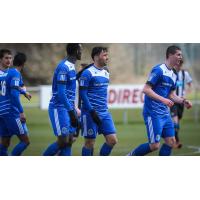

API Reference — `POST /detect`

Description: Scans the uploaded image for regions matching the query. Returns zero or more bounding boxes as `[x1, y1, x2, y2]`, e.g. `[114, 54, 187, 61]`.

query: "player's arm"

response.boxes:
[79, 71, 101, 125]
[143, 84, 174, 107]
[57, 70, 78, 127]
[10, 73, 26, 122]
[19, 86, 32, 101]
[19, 76, 32, 100]
[144, 67, 174, 107]
[185, 71, 193, 94]
[169, 90, 192, 109]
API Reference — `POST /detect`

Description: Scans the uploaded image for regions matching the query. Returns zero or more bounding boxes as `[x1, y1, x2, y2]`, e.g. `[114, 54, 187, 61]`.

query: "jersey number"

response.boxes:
[0, 81, 6, 96]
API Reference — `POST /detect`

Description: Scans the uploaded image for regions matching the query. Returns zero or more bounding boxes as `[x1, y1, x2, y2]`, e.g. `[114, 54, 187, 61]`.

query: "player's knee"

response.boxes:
[106, 137, 118, 147]
[165, 137, 176, 147]
[84, 139, 95, 149]
[57, 140, 67, 149]
[150, 143, 160, 151]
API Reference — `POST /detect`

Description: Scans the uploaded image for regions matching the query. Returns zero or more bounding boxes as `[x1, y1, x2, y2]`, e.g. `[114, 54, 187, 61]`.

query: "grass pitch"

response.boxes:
[8, 107, 200, 156]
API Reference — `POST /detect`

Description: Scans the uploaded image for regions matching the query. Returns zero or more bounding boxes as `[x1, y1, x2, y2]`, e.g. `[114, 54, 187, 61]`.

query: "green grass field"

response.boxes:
[8, 105, 200, 156]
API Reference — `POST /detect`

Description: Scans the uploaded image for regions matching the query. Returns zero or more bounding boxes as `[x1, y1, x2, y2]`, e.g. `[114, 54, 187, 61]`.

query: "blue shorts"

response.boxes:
[48, 107, 76, 137]
[143, 113, 174, 144]
[0, 115, 28, 137]
[81, 110, 116, 139]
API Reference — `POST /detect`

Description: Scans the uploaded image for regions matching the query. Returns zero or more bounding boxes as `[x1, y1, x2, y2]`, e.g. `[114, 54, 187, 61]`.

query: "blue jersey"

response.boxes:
[80, 65, 109, 112]
[143, 64, 177, 116]
[0, 68, 23, 116]
[49, 59, 76, 109]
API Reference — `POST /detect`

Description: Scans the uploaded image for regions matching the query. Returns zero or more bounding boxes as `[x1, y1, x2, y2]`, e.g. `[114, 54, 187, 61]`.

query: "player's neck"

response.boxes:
[67, 56, 77, 64]
[0, 64, 8, 70]
[165, 61, 173, 70]
[16, 66, 22, 72]
[93, 62, 104, 69]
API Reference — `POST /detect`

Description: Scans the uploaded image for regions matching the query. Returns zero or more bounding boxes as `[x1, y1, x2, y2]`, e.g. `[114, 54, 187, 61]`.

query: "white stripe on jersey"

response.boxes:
[83, 114, 87, 137]
[0, 107, 10, 112]
[148, 116, 154, 143]
[54, 109, 61, 136]
[16, 118, 25, 134]
[0, 99, 10, 104]
[0, 111, 9, 116]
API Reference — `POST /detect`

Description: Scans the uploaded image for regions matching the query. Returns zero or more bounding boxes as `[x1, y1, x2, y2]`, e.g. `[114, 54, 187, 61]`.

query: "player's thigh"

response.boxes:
[99, 112, 116, 136]
[3, 115, 27, 136]
[143, 114, 163, 144]
[48, 108, 71, 136]
[162, 116, 175, 139]
[0, 117, 11, 137]
[81, 111, 98, 139]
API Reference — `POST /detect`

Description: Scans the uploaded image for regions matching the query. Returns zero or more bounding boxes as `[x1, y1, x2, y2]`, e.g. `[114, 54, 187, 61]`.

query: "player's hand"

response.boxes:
[20, 112, 26, 123]
[24, 92, 32, 101]
[68, 110, 79, 128]
[162, 98, 174, 108]
[75, 107, 81, 117]
[90, 109, 102, 126]
[183, 99, 192, 109]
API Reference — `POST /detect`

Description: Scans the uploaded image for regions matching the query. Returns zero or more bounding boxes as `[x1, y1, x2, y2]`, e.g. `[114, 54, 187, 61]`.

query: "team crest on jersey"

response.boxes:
[88, 129, 94, 135]
[156, 134, 160, 141]
[61, 127, 69, 134]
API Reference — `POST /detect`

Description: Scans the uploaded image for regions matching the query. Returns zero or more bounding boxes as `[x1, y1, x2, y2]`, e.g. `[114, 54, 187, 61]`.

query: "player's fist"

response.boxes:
[183, 99, 192, 109]
[162, 98, 174, 108]
[68, 110, 79, 128]
[24, 92, 32, 101]
[90, 109, 102, 126]
[20, 112, 26, 123]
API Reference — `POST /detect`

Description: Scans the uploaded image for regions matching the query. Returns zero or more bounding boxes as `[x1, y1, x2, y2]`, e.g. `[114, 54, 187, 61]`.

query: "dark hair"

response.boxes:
[91, 47, 108, 60]
[13, 52, 27, 66]
[0, 49, 12, 59]
[66, 43, 80, 56]
[166, 45, 181, 59]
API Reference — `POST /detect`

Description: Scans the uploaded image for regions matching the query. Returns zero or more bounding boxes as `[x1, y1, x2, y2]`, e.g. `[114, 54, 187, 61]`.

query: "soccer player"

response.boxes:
[171, 59, 192, 148]
[0, 50, 30, 156]
[127, 45, 192, 156]
[43, 43, 82, 156]
[79, 47, 117, 156]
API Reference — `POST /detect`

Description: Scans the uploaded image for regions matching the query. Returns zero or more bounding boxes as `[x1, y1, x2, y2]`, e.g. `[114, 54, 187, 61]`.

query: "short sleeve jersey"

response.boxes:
[143, 64, 177, 116]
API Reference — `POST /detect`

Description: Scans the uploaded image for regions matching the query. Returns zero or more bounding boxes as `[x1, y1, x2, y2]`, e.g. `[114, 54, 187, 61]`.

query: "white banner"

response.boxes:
[108, 84, 144, 109]
[40, 84, 144, 110]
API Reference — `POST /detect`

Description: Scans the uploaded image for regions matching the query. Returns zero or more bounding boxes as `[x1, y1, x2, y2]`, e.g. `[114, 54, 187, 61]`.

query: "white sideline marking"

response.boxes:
[176, 145, 200, 156]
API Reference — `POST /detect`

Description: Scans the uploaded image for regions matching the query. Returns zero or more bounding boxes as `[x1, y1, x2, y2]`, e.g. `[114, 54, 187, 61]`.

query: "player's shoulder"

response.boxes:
[57, 59, 75, 73]
[8, 67, 20, 76]
[151, 63, 163, 74]
[81, 65, 94, 76]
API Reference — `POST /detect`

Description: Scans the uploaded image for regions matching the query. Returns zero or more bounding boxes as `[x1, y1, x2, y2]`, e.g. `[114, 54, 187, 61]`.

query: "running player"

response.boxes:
[127, 45, 192, 156]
